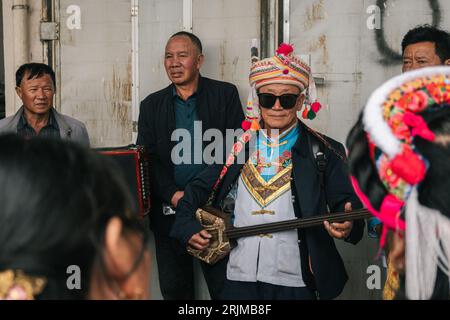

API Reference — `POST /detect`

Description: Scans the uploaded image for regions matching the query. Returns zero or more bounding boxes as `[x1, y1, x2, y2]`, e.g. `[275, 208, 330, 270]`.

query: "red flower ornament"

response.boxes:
[403, 112, 436, 141]
[402, 90, 429, 112]
[390, 145, 426, 185]
[241, 132, 252, 143]
[226, 154, 235, 167]
[233, 142, 243, 154]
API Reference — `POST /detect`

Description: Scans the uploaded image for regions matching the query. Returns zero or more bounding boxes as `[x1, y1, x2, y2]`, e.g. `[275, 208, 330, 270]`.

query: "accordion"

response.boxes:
[95, 145, 151, 218]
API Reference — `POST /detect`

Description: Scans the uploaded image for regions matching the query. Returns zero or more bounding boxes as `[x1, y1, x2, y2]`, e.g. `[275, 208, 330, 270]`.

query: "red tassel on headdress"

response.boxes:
[307, 110, 316, 120]
[302, 107, 309, 119]
[242, 120, 252, 131]
[250, 119, 260, 131]
[276, 43, 294, 56]
[311, 101, 322, 113]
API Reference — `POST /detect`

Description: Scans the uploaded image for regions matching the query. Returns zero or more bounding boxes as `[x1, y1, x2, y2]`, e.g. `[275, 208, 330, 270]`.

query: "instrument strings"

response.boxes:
[226, 208, 372, 239]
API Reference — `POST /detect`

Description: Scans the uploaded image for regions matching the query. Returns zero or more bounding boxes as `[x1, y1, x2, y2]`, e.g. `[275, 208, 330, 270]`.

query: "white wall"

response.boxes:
[193, 0, 259, 105]
[59, 0, 133, 147]
[291, 0, 450, 144]
[139, 0, 259, 111]
[139, 0, 183, 100]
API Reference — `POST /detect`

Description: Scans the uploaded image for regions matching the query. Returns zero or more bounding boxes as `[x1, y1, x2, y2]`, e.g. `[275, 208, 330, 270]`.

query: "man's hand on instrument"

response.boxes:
[323, 202, 353, 240]
[188, 230, 212, 250]
[171, 191, 185, 208]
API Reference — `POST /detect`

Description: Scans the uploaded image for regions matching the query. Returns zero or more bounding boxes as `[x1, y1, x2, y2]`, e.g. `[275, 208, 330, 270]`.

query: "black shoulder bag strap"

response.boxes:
[310, 134, 327, 188]
[304, 125, 346, 189]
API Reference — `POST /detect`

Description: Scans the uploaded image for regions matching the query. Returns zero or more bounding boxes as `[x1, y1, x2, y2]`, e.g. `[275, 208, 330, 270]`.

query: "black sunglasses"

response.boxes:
[257, 93, 300, 109]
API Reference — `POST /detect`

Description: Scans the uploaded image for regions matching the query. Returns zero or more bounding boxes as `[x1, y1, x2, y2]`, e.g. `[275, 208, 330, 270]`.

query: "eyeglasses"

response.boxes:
[257, 93, 300, 110]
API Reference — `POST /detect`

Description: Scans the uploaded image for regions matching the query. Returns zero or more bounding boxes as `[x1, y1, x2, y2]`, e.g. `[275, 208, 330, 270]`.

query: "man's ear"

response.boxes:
[296, 94, 306, 111]
[197, 54, 205, 69]
[15, 87, 23, 100]
[444, 58, 450, 66]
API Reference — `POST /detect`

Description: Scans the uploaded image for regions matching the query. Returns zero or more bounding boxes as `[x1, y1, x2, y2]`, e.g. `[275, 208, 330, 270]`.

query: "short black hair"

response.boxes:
[0, 135, 147, 299]
[401, 25, 450, 63]
[346, 114, 388, 211]
[170, 31, 203, 54]
[16, 63, 56, 88]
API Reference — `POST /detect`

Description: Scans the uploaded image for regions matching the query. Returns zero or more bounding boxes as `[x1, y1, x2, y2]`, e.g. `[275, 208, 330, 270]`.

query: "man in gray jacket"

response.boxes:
[0, 63, 89, 147]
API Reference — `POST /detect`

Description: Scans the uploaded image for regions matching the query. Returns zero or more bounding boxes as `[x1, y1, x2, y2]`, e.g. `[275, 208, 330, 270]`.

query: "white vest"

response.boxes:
[226, 163, 306, 287]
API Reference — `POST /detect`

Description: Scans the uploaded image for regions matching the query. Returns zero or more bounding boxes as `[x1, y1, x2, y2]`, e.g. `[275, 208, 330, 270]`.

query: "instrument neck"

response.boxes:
[226, 209, 371, 239]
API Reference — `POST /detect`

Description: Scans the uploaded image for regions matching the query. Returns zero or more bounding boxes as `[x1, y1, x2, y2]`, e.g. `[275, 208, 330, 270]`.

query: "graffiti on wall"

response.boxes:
[373, 0, 441, 65]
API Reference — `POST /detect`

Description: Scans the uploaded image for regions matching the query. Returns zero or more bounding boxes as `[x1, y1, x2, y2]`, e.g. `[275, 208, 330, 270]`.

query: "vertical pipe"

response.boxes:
[183, 0, 193, 32]
[131, 0, 139, 143]
[53, 0, 61, 111]
[276, 0, 282, 47]
[41, 0, 53, 67]
[283, 0, 290, 44]
[260, 0, 277, 59]
[0, 1, 5, 119]
[12, 0, 29, 71]
[260, 0, 269, 59]
[268, 0, 276, 56]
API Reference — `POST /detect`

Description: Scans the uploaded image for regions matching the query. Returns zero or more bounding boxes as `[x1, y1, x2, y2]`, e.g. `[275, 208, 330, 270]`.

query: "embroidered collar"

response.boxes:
[251, 123, 299, 182]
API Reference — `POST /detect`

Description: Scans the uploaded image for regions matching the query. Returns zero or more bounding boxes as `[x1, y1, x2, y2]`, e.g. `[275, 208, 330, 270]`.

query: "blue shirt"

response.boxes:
[172, 89, 206, 189]
[368, 217, 382, 238]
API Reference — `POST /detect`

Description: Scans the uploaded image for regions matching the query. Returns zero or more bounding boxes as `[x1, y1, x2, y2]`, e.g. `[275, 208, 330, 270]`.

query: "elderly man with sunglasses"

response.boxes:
[171, 44, 364, 300]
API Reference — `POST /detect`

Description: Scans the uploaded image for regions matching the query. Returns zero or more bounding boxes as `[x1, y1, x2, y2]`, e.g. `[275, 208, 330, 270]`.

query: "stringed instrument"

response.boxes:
[187, 207, 372, 264]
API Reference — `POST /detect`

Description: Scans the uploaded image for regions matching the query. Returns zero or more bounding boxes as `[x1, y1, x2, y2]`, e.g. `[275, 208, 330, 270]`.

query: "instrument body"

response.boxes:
[187, 207, 233, 265]
[95, 145, 151, 218]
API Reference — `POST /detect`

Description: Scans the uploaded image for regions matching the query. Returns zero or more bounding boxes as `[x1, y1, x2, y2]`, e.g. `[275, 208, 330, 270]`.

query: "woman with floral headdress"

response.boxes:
[347, 66, 450, 299]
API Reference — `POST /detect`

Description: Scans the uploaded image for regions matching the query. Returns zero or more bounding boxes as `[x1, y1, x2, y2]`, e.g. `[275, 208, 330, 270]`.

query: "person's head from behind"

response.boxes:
[164, 31, 204, 87]
[15, 63, 56, 117]
[346, 67, 450, 299]
[0, 135, 151, 300]
[402, 25, 450, 72]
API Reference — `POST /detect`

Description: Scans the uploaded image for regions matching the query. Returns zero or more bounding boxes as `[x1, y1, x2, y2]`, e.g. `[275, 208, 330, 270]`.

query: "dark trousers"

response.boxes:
[154, 233, 228, 300]
[221, 280, 317, 300]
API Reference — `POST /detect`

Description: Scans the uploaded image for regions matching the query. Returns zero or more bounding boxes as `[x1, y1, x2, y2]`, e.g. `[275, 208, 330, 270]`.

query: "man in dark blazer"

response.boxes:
[171, 44, 364, 300]
[137, 31, 244, 300]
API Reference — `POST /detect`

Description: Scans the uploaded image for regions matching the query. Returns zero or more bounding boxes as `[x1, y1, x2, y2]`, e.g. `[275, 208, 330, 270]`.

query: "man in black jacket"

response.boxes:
[137, 31, 244, 299]
[171, 44, 364, 300]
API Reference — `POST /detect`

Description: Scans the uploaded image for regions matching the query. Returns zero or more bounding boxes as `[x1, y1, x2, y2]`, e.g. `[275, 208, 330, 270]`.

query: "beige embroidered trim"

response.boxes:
[241, 161, 292, 208]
